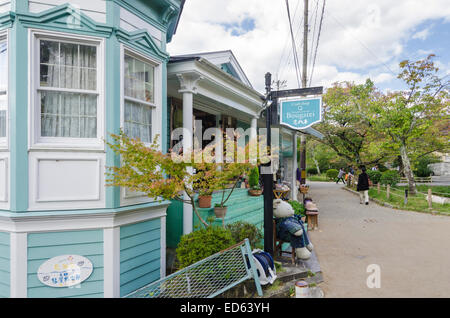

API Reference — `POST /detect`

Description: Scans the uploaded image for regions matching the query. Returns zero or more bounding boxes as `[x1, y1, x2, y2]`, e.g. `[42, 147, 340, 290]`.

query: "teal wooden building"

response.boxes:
[0, 0, 184, 298]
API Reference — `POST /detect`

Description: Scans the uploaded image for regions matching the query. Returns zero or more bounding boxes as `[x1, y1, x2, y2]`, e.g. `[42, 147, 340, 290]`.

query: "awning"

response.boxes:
[299, 127, 324, 139]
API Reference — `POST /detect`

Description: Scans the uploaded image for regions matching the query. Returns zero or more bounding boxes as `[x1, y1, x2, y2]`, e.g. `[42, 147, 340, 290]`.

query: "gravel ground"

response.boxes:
[307, 181, 450, 298]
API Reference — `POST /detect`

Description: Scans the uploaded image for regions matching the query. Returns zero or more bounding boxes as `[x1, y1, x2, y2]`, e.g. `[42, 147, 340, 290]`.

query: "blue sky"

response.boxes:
[168, 0, 450, 94]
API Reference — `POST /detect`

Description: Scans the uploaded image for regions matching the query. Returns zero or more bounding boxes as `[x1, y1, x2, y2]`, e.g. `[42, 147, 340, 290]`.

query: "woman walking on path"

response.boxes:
[357, 166, 370, 205]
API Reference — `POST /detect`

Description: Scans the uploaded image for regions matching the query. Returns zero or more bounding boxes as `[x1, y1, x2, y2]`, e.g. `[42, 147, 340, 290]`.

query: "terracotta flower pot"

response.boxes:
[248, 189, 263, 196]
[198, 195, 212, 208]
[214, 206, 227, 218]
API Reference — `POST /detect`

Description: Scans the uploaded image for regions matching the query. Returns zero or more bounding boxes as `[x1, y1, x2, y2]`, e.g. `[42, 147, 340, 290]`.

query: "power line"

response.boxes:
[276, 0, 302, 78]
[279, 4, 304, 85]
[308, 0, 319, 79]
[309, 0, 326, 86]
[285, 0, 302, 88]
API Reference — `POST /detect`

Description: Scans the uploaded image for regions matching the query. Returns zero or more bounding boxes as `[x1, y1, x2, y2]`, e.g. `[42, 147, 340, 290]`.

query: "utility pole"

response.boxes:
[300, 0, 309, 184]
[263, 72, 274, 256]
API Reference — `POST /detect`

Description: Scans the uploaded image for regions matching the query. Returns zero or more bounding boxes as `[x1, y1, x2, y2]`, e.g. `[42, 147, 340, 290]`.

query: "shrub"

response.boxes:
[226, 221, 263, 249]
[176, 225, 235, 268]
[414, 156, 439, 177]
[367, 170, 382, 184]
[378, 164, 389, 172]
[248, 166, 260, 189]
[307, 167, 318, 175]
[289, 200, 306, 216]
[326, 169, 339, 180]
[380, 170, 400, 186]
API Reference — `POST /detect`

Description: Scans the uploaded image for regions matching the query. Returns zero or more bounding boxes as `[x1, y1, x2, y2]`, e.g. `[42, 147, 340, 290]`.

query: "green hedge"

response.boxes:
[307, 167, 318, 175]
[380, 170, 400, 186]
[226, 221, 263, 249]
[176, 225, 235, 268]
[367, 170, 382, 184]
[326, 169, 339, 180]
[289, 200, 306, 216]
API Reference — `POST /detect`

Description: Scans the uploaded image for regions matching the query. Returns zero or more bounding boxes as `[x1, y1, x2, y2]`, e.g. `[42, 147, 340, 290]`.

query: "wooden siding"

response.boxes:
[0, 232, 9, 298]
[27, 229, 104, 298]
[120, 219, 161, 297]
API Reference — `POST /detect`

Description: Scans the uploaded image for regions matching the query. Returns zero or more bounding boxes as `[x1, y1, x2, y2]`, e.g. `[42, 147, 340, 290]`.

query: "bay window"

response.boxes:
[123, 52, 155, 144]
[0, 37, 6, 140]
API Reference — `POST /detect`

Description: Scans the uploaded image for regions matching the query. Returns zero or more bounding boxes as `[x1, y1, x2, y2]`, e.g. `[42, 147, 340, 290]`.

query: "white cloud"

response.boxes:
[412, 28, 430, 40]
[168, 0, 450, 93]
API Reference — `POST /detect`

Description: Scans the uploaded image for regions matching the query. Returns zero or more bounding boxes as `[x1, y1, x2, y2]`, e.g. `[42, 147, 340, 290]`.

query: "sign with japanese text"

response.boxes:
[279, 96, 322, 130]
[37, 255, 93, 288]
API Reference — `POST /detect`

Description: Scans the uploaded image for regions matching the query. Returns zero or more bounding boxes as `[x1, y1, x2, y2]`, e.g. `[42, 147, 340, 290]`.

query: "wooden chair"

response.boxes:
[273, 220, 296, 264]
[306, 211, 319, 230]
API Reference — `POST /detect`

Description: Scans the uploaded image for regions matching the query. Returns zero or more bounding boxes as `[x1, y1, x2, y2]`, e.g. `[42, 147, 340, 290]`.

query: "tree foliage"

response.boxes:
[106, 132, 255, 227]
[317, 79, 387, 166]
[369, 54, 449, 194]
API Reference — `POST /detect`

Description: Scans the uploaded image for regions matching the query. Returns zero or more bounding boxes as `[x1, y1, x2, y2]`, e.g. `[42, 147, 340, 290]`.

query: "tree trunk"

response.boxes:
[313, 158, 321, 175]
[400, 143, 416, 195]
[310, 147, 321, 175]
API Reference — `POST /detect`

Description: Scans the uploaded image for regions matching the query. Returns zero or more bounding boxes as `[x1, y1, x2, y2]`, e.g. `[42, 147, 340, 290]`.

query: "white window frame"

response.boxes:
[0, 30, 8, 149]
[29, 29, 105, 150]
[120, 45, 162, 150]
[119, 46, 162, 206]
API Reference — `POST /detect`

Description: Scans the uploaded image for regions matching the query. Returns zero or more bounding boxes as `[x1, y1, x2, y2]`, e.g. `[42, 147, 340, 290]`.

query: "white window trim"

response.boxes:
[120, 45, 162, 150]
[0, 30, 8, 150]
[119, 45, 163, 206]
[29, 29, 105, 151]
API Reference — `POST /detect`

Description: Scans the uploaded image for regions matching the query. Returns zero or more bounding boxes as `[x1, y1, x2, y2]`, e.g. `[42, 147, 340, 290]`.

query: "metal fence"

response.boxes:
[124, 239, 263, 298]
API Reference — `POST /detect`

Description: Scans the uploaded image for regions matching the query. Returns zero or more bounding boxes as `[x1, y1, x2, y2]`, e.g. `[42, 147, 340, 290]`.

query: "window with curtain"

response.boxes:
[123, 53, 155, 144]
[39, 39, 98, 138]
[0, 39, 6, 138]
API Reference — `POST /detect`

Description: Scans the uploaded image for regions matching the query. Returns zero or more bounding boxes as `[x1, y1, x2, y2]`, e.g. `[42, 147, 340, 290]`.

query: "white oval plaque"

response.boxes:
[37, 255, 93, 288]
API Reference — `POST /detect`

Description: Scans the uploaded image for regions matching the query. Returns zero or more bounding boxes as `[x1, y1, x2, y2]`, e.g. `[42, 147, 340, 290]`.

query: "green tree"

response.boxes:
[106, 132, 254, 227]
[317, 79, 387, 167]
[370, 55, 449, 194]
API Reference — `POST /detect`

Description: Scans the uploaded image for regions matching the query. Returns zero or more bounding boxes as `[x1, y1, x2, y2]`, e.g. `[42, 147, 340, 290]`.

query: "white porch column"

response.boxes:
[292, 134, 298, 201]
[177, 73, 203, 235]
[250, 117, 258, 140]
[250, 117, 258, 165]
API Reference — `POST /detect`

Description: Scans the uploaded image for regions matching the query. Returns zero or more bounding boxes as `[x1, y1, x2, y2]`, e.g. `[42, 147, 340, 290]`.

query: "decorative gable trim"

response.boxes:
[0, 11, 15, 29]
[115, 29, 169, 62]
[17, 4, 113, 37]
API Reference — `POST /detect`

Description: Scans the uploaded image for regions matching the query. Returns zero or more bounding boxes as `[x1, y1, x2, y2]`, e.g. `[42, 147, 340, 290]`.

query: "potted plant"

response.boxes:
[213, 162, 251, 219]
[248, 166, 262, 196]
[198, 190, 213, 208]
[195, 169, 217, 208]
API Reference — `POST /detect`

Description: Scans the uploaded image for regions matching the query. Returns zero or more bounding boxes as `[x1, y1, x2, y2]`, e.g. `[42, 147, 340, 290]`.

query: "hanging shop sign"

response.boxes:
[279, 96, 322, 130]
[37, 255, 93, 288]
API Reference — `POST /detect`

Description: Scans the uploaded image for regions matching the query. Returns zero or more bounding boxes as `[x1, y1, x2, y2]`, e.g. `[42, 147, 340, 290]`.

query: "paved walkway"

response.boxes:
[307, 182, 450, 298]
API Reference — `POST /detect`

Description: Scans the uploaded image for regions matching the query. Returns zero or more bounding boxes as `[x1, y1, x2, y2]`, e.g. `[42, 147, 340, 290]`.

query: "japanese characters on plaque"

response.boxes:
[37, 255, 94, 288]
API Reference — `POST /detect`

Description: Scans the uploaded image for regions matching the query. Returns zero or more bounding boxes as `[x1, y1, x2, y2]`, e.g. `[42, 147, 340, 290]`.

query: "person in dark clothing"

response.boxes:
[357, 166, 370, 205]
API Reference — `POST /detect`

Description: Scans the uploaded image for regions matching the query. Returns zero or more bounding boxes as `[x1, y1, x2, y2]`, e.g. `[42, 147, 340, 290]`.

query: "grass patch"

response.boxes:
[267, 279, 282, 292]
[307, 174, 331, 182]
[368, 187, 450, 215]
[396, 185, 450, 198]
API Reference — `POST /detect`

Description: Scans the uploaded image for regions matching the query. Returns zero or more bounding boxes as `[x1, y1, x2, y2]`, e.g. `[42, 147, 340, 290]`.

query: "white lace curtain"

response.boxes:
[39, 40, 97, 138]
[123, 54, 154, 143]
[0, 41, 6, 138]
